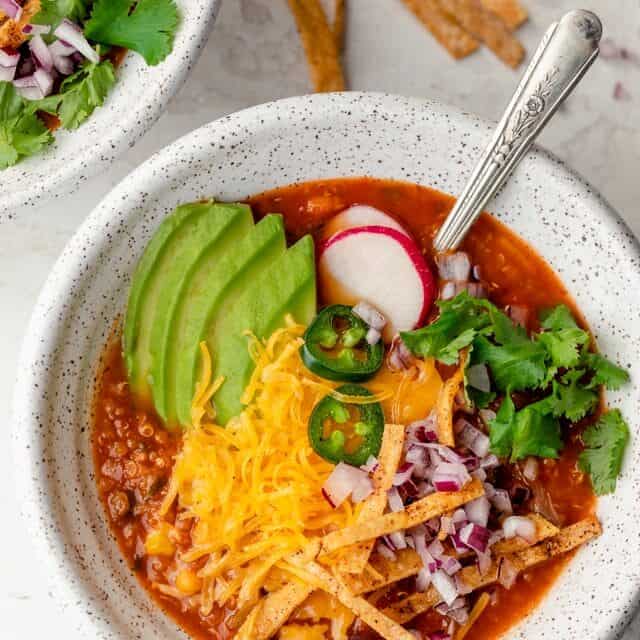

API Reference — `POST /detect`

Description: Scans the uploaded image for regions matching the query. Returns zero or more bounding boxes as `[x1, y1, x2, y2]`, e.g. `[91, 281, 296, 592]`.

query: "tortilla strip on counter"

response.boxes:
[320, 479, 484, 556]
[480, 0, 528, 30]
[383, 516, 602, 624]
[287, 0, 345, 92]
[339, 423, 405, 575]
[436, 0, 525, 68]
[400, 0, 479, 60]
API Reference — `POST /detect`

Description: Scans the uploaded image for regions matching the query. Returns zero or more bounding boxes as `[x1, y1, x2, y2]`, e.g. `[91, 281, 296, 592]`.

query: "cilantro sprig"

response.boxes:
[401, 292, 631, 493]
[85, 0, 179, 66]
[33, 0, 92, 26]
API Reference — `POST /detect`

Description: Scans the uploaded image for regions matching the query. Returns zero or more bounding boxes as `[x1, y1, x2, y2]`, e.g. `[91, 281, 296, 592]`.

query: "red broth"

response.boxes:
[93, 177, 596, 640]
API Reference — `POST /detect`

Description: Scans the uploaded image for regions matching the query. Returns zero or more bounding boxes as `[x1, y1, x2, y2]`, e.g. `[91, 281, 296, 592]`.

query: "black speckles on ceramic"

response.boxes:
[0, 0, 222, 220]
[11, 93, 640, 639]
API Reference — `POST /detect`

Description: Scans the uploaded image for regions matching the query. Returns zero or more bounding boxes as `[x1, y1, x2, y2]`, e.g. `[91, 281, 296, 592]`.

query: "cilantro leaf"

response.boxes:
[467, 388, 496, 409]
[53, 60, 116, 130]
[0, 82, 54, 169]
[85, 0, 179, 66]
[578, 409, 630, 495]
[400, 292, 492, 365]
[473, 334, 547, 391]
[33, 0, 91, 25]
[583, 353, 630, 390]
[510, 401, 562, 461]
[537, 327, 590, 369]
[488, 393, 516, 457]
[540, 304, 580, 331]
[549, 371, 599, 422]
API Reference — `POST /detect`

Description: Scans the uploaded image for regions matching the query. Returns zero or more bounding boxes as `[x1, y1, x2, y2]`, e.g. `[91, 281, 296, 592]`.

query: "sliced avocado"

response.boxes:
[210, 235, 317, 425]
[124, 202, 253, 404]
[170, 215, 287, 427]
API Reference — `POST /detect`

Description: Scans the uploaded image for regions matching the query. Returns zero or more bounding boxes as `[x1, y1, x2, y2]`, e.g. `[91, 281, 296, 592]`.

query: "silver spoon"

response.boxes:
[433, 9, 602, 253]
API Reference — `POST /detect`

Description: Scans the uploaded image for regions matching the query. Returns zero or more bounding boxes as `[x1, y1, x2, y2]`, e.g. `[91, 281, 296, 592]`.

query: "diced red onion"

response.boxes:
[432, 570, 459, 606]
[476, 550, 492, 576]
[522, 457, 539, 481]
[388, 335, 416, 371]
[480, 453, 500, 469]
[502, 516, 536, 543]
[414, 528, 439, 573]
[387, 486, 405, 512]
[450, 533, 468, 554]
[29, 35, 54, 72]
[376, 540, 396, 561]
[429, 633, 451, 640]
[0, 49, 20, 67]
[23, 24, 51, 36]
[416, 567, 432, 592]
[459, 522, 490, 553]
[466, 363, 491, 393]
[488, 530, 504, 547]
[353, 300, 386, 331]
[457, 421, 490, 458]
[440, 281, 457, 300]
[388, 530, 407, 550]
[51, 52, 74, 75]
[490, 489, 513, 515]
[406, 416, 438, 444]
[406, 444, 429, 466]
[437, 252, 471, 282]
[507, 304, 530, 327]
[13, 74, 45, 100]
[422, 443, 465, 464]
[440, 515, 455, 536]
[471, 468, 486, 482]
[452, 508, 467, 527]
[0, 65, 16, 80]
[464, 496, 490, 527]
[428, 538, 444, 558]
[49, 39, 76, 57]
[322, 462, 371, 508]
[466, 282, 487, 298]
[425, 517, 440, 534]
[441, 555, 462, 576]
[0, 0, 22, 20]
[365, 327, 382, 345]
[360, 455, 379, 474]
[351, 476, 374, 503]
[393, 462, 415, 486]
[54, 19, 100, 64]
[432, 462, 470, 492]
[498, 557, 519, 589]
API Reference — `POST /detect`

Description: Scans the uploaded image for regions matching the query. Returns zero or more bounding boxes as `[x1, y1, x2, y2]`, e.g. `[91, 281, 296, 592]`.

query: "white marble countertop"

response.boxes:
[1, 0, 639, 638]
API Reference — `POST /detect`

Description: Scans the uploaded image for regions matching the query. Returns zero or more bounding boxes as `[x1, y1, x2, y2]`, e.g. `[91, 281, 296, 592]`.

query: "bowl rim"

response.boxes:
[12, 91, 640, 638]
[0, 0, 222, 217]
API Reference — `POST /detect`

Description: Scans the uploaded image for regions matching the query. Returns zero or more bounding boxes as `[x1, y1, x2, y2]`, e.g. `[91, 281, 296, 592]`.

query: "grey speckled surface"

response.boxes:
[2, 1, 640, 638]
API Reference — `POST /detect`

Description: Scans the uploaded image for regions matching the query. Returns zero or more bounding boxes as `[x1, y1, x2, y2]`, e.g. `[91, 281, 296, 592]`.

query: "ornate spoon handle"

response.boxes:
[433, 10, 602, 253]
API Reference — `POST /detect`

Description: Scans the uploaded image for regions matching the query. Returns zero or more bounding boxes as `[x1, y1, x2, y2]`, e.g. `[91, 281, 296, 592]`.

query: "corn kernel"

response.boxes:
[175, 568, 201, 595]
[144, 523, 175, 556]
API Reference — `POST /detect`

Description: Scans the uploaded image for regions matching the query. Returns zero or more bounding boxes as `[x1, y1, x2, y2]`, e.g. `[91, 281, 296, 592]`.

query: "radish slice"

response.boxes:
[318, 225, 436, 341]
[321, 205, 410, 242]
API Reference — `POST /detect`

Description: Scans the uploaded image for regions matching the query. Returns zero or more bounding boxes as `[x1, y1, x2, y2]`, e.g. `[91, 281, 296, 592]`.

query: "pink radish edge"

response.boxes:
[318, 224, 437, 329]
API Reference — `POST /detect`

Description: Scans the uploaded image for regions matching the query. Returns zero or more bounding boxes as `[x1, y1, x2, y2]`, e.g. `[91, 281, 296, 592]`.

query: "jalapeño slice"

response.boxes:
[309, 384, 384, 466]
[301, 304, 384, 382]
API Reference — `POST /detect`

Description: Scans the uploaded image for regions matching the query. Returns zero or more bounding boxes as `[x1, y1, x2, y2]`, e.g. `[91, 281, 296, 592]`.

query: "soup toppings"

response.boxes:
[93, 178, 631, 640]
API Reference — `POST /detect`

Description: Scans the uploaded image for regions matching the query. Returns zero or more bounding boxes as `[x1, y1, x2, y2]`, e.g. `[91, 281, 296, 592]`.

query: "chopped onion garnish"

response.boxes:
[522, 457, 539, 481]
[387, 486, 405, 512]
[29, 34, 54, 72]
[322, 462, 371, 508]
[466, 282, 487, 299]
[437, 252, 471, 282]
[388, 530, 407, 550]
[376, 540, 396, 561]
[388, 335, 416, 371]
[464, 496, 490, 527]
[351, 475, 374, 503]
[422, 443, 464, 464]
[432, 462, 471, 492]
[0, 0, 22, 20]
[406, 444, 428, 466]
[471, 468, 486, 482]
[440, 281, 457, 300]
[360, 455, 379, 474]
[13, 74, 45, 100]
[49, 39, 76, 57]
[352, 300, 386, 331]
[0, 49, 20, 67]
[466, 363, 491, 392]
[365, 326, 382, 345]
[450, 532, 468, 554]
[440, 515, 455, 536]
[23, 24, 51, 36]
[459, 522, 490, 553]
[441, 555, 462, 576]
[393, 462, 414, 486]
[456, 421, 490, 458]
[507, 304, 530, 327]
[498, 557, 519, 589]
[490, 488, 513, 515]
[54, 19, 100, 64]
[0, 63, 17, 80]
[480, 453, 500, 469]
[502, 516, 536, 543]
[406, 416, 438, 444]
[429, 633, 451, 640]
[416, 567, 432, 592]
[432, 569, 459, 606]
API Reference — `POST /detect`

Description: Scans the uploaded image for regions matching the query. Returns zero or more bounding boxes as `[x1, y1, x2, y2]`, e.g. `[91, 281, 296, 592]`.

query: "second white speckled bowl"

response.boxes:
[12, 93, 640, 639]
[0, 0, 221, 219]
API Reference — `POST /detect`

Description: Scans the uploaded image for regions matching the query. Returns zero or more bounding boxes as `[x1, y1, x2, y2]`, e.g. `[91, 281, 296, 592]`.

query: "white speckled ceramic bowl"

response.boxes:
[0, 0, 221, 219]
[13, 93, 640, 639]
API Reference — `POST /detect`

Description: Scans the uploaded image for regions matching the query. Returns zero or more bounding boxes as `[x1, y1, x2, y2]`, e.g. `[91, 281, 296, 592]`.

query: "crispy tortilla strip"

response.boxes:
[436, 0, 525, 68]
[456, 592, 491, 640]
[479, 0, 528, 30]
[343, 548, 423, 595]
[436, 349, 467, 446]
[235, 580, 314, 640]
[287, 0, 345, 92]
[339, 424, 405, 575]
[384, 516, 602, 624]
[492, 514, 559, 555]
[321, 479, 484, 556]
[333, 0, 346, 52]
[0, 0, 41, 49]
[288, 558, 416, 640]
[400, 0, 479, 60]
